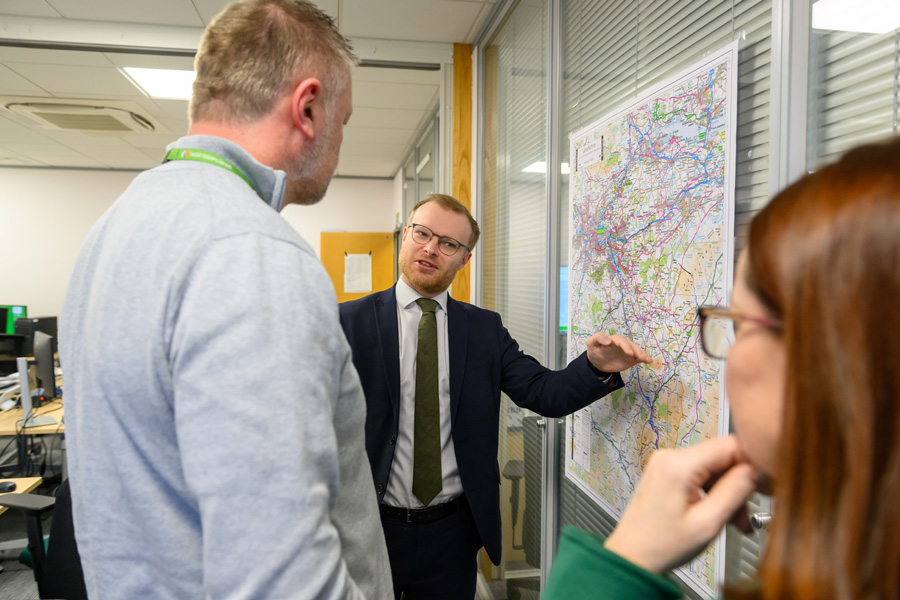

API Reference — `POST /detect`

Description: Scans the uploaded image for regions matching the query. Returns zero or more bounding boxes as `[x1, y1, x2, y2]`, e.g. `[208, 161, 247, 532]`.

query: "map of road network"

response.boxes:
[566, 42, 737, 597]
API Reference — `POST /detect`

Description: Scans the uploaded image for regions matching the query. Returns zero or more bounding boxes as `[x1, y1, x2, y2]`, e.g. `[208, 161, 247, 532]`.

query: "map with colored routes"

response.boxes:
[565, 43, 737, 597]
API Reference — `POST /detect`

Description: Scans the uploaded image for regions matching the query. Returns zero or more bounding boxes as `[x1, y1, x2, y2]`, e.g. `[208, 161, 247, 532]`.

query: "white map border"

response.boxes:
[564, 41, 738, 598]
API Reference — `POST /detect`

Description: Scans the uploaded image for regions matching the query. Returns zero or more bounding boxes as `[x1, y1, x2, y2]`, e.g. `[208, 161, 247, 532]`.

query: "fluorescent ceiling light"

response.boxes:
[812, 0, 900, 34]
[122, 67, 195, 100]
[522, 161, 571, 174]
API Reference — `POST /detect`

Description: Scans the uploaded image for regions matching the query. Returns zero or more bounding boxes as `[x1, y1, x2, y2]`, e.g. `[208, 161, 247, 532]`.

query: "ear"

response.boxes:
[460, 251, 473, 267]
[291, 77, 322, 140]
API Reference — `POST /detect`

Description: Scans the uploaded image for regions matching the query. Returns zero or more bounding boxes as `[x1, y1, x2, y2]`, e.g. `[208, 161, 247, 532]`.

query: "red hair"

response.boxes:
[734, 138, 900, 599]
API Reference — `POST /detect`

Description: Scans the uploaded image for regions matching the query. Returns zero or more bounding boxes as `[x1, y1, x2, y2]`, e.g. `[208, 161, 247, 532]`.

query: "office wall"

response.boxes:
[0, 168, 394, 320]
[280, 177, 395, 256]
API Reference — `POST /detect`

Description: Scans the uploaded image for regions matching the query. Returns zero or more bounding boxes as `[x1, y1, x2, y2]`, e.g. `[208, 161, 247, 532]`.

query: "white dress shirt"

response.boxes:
[383, 279, 463, 508]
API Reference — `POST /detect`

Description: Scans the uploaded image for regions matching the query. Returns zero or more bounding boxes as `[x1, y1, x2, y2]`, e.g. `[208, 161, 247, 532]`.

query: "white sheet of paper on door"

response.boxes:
[344, 253, 372, 293]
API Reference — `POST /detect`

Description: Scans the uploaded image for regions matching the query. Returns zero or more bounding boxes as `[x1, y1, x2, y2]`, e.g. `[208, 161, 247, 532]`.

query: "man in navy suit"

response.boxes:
[340, 193, 651, 599]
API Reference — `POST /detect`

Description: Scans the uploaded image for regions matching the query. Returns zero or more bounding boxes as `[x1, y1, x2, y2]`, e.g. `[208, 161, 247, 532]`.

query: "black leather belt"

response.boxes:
[379, 498, 460, 524]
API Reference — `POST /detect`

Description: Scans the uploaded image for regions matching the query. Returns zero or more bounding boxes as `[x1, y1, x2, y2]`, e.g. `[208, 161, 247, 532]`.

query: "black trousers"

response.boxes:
[380, 496, 482, 600]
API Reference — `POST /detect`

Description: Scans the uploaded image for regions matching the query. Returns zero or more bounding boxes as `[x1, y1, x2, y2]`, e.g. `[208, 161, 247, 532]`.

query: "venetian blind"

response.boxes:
[482, 0, 548, 363]
[807, 27, 900, 169]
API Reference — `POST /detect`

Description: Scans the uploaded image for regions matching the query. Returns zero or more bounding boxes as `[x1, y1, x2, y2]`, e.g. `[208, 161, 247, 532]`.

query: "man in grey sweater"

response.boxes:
[59, 1, 392, 598]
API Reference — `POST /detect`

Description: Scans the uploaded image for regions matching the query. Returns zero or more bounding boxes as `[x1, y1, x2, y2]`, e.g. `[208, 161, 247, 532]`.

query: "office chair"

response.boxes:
[0, 479, 87, 599]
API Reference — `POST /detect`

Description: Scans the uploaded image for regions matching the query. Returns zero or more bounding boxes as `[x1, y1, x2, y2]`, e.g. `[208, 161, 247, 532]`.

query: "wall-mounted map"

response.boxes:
[566, 42, 738, 597]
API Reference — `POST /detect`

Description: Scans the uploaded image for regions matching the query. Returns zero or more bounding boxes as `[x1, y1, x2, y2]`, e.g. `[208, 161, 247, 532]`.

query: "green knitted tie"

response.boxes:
[413, 298, 442, 506]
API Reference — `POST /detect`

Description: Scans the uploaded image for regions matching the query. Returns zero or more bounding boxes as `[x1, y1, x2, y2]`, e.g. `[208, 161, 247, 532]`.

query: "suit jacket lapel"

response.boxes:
[374, 286, 401, 420]
[447, 296, 467, 424]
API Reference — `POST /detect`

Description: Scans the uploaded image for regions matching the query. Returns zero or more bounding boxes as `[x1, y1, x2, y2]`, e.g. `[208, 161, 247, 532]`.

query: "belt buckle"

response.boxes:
[406, 507, 412, 523]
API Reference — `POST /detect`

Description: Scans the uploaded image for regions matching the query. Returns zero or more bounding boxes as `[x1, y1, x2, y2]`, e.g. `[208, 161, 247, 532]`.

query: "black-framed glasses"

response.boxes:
[408, 223, 471, 256]
[697, 305, 783, 360]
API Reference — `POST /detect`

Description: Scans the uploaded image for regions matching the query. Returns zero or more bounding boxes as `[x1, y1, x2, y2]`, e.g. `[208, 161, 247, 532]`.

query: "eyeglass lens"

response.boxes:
[411, 225, 462, 256]
[701, 314, 735, 359]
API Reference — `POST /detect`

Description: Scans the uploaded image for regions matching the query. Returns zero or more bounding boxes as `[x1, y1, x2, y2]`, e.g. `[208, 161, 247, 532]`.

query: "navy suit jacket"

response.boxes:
[339, 285, 622, 564]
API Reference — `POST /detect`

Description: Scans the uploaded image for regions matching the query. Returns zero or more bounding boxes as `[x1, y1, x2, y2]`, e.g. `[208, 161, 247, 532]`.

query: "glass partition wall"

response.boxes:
[480, 0, 549, 596]
[477, 0, 898, 596]
[476, 0, 790, 596]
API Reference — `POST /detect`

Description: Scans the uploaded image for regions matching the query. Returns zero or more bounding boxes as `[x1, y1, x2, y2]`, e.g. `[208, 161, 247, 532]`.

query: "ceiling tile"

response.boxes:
[340, 0, 486, 43]
[139, 147, 167, 164]
[4, 63, 140, 98]
[352, 80, 438, 111]
[11, 142, 100, 167]
[340, 141, 406, 158]
[0, 0, 60, 18]
[124, 131, 184, 151]
[103, 53, 195, 71]
[313, 0, 340, 21]
[157, 118, 191, 136]
[0, 146, 45, 166]
[352, 66, 442, 86]
[0, 64, 48, 96]
[0, 0, 488, 176]
[192, 0, 230, 24]
[0, 48, 113, 67]
[190, 0, 338, 26]
[335, 154, 400, 178]
[87, 142, 160, 169]
[37, 129, 148, 148]
[350, 106, 427, 130]
[0, 114, 56, 143]
[45, 0, 205, 27]
[145, 98, 190, 121]
[343, 126, 415, 146]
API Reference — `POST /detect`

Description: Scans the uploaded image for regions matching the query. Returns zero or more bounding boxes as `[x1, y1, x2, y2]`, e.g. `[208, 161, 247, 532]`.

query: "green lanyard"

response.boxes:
[164, 148, 256, 193]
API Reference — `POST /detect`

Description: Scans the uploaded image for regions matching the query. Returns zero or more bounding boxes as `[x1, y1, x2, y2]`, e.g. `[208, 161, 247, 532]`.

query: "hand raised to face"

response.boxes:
[604, 435, 759, 574]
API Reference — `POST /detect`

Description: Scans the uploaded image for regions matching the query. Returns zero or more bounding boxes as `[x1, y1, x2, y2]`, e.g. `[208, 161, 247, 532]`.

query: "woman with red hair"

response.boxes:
[544, 137, 900, 600]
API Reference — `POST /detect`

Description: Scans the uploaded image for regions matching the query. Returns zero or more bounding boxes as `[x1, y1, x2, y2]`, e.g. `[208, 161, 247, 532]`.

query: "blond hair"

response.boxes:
[190, 0, 357, 125]
[407, 194, 481, 249]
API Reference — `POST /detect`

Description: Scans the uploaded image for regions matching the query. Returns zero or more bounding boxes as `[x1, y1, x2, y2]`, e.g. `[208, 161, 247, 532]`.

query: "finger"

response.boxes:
[608, 335, 635, 355]
[618, 337, 650, 362]
[679, 435, 746, 481]
[620, 340, 636, 356]
[593, 332, 611, 346]
[634, 345, 653, 363]
[687, 463, 757, 538]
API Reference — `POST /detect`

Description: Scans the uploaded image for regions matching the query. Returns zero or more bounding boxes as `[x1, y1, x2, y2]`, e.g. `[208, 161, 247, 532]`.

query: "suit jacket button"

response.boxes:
[377, 485, 385, 494]
[390, 436, 397, 445]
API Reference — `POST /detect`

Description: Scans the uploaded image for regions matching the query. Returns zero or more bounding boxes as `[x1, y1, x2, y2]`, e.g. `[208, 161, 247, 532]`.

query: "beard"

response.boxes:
[284, 124, 338, 207]
[398, 249, 460, 296]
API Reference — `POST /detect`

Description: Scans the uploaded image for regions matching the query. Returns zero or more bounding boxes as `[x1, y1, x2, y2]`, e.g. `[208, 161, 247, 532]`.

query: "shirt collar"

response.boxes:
[396, 278, 448, 313]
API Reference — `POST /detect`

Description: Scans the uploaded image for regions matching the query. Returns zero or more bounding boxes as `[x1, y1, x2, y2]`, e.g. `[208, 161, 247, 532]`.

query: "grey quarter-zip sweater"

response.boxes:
[60, 135, 392, 599]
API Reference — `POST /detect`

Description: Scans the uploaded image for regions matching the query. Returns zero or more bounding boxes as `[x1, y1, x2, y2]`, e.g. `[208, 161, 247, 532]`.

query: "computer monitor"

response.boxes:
[32, 331, 56, 402]
[16, 331, 57, 428]
[1, 305, 27, 334]
[15, 316, 58, 357]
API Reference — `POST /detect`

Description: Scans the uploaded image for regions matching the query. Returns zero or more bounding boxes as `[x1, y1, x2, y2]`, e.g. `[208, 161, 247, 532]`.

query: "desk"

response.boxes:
[0, 400, 64, 437]
[0, 476, 42, 516]
[0, 401, 65, 477]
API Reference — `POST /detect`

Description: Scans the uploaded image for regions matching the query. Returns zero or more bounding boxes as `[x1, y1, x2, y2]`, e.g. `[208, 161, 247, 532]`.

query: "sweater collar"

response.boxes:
[165, 134, 287, 212]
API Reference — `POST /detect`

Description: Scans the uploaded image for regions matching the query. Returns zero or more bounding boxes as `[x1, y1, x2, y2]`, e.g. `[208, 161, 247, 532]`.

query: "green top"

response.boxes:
[542, 526, 684, 600]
